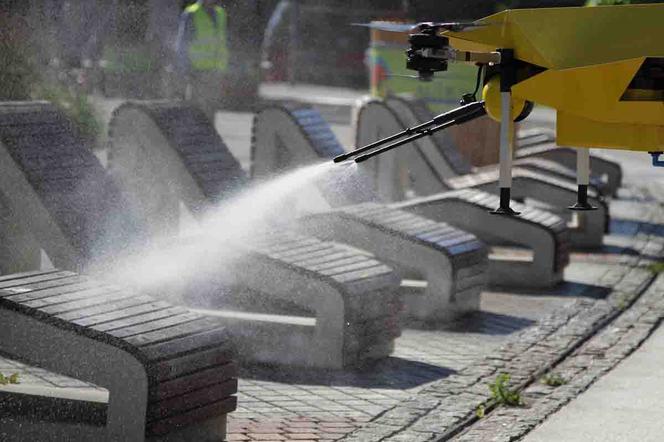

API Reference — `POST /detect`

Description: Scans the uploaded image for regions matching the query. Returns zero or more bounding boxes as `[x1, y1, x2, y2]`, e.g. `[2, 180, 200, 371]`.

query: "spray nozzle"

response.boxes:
[333, 101, 486, 164]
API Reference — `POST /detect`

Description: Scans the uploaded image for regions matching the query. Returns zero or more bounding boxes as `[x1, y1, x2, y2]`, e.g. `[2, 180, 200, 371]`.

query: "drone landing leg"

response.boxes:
[569, 148, 597, 211]
[491, 89, 520, 216]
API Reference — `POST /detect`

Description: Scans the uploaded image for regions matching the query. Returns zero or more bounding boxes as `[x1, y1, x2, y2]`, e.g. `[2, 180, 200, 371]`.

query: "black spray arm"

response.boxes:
[332, 101, 486, 164]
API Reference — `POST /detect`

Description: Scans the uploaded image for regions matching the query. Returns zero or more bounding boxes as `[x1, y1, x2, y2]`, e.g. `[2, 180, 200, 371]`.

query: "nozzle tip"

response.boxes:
[332, 156, 346, 163]
[354, 155, 368, 163]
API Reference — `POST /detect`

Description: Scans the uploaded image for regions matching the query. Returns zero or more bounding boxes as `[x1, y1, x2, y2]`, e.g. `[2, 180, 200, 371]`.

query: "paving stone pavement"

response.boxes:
[2, 99, 660, 441]
[457, 274, 664, 442]
[336, 188, 664, 442]
[1, 196, 653, 441]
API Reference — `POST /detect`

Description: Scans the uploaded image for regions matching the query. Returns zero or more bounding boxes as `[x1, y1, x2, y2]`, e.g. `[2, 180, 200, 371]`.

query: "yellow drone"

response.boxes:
[336, 4, 664, 214]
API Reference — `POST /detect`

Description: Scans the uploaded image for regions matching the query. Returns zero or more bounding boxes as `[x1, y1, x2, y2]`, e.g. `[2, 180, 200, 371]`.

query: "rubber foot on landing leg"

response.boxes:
[568, 202, 598, 211]
[490, 206, 521, 216]
[569, 184, 598, 211]
[489, 187, 521, 216]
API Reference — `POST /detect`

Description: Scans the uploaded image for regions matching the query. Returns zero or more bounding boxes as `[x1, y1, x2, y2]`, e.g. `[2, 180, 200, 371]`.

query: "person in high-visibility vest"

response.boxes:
[175, 0, 230, 119]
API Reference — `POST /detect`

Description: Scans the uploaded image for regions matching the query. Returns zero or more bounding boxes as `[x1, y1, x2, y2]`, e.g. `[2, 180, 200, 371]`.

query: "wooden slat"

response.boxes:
[140, 326, 231, 361]
[3, 279, 103, 302]
[55, 296, 157, 321]
[151, 362, 237, 401]
[109, 312, 202, 339]
[8, 286, 121, 308]
[320, 259, 386, 277]
[39, 290, 138, 315]
[147, 379, 237, 421]
[127, 318, 223, 347]
[0, 269, 60, 282]
[146, 396, 237, 436]
[332, 265, 394, 284]
[150, 346, 235, 381]
[88, 305, 185, 331]
[21, 286, 124, 309]
[0, 271, 76, 289]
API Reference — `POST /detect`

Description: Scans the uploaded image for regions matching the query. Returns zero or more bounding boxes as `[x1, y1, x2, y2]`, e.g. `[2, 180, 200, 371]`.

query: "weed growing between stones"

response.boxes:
[648, 262, 664, 274]
[476, 404, 486, 418]
[488, 373, 523, 407]
[540, 372, 567, 387]
[0, 373, 19, 385]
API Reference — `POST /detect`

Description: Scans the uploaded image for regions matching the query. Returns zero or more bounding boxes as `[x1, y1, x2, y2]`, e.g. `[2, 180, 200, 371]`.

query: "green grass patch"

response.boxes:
[648, 262, 664, 274]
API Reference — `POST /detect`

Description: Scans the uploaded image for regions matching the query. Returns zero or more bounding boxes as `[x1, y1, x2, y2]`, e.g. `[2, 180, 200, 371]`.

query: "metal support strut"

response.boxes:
[490, 49, 520, 216]
[569, 148, 597, 211]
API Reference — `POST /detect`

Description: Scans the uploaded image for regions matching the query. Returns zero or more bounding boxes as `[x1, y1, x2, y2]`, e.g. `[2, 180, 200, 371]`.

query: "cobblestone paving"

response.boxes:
[456, 273, 664, 442]
[337, 193, 664, 442]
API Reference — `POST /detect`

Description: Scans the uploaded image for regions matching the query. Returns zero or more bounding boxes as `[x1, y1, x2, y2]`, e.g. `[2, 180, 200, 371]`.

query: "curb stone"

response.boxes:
[454, 273, 664, 442]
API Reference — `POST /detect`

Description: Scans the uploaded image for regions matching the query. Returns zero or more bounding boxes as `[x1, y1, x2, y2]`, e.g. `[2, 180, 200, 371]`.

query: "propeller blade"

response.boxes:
[351, 21, 487, 34]
[386, 74, 443, 81]
[351, 22, 416, 33]
[428, 22, 483, 32]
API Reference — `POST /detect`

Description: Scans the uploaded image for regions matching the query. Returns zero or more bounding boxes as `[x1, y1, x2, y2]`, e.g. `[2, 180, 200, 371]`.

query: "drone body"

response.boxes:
[442, 4, 664, 152]
[339, 4, 664, 215]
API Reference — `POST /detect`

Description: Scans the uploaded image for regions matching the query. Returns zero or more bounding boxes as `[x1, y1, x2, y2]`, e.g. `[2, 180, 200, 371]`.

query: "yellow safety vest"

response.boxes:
[185, 3, 229, 72]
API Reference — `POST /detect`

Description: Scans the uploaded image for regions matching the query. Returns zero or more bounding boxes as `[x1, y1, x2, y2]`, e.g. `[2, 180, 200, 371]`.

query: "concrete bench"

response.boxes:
[516, 127, 623, 197]
[251, 104, 570, 288]
[0, 101, 401, 369]
[356, 97, 609, 249]
[108, 101, 487, 321]
[298, 203, 487, 321]
[173, 230, 403, 367]
[0, 269, 236, 441]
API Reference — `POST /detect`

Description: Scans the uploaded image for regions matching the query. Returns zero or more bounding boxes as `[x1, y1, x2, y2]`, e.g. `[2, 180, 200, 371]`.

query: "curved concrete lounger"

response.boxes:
[108, 101, 487, 321]
[251, 104, 570, 288]
[387, 97, 610, 196]
[0, 269, 236, 441]
[516, 127, 623, 197]
[0, 102, 400, 369]
[356, 98, 608, 249]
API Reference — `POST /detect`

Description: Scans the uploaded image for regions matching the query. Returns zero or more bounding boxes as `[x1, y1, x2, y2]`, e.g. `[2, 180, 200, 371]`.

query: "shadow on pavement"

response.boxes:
[239, 357, 455, 390]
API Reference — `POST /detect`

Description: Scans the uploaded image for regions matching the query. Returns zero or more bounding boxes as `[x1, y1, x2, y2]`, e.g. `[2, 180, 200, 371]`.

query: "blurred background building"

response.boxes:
[2, 0, 595, 99]
[3, 0, 656, 132]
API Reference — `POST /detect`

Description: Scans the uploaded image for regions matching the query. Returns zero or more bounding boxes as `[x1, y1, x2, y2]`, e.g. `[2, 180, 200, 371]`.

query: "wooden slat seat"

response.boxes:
[0, 269, 236, 441]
